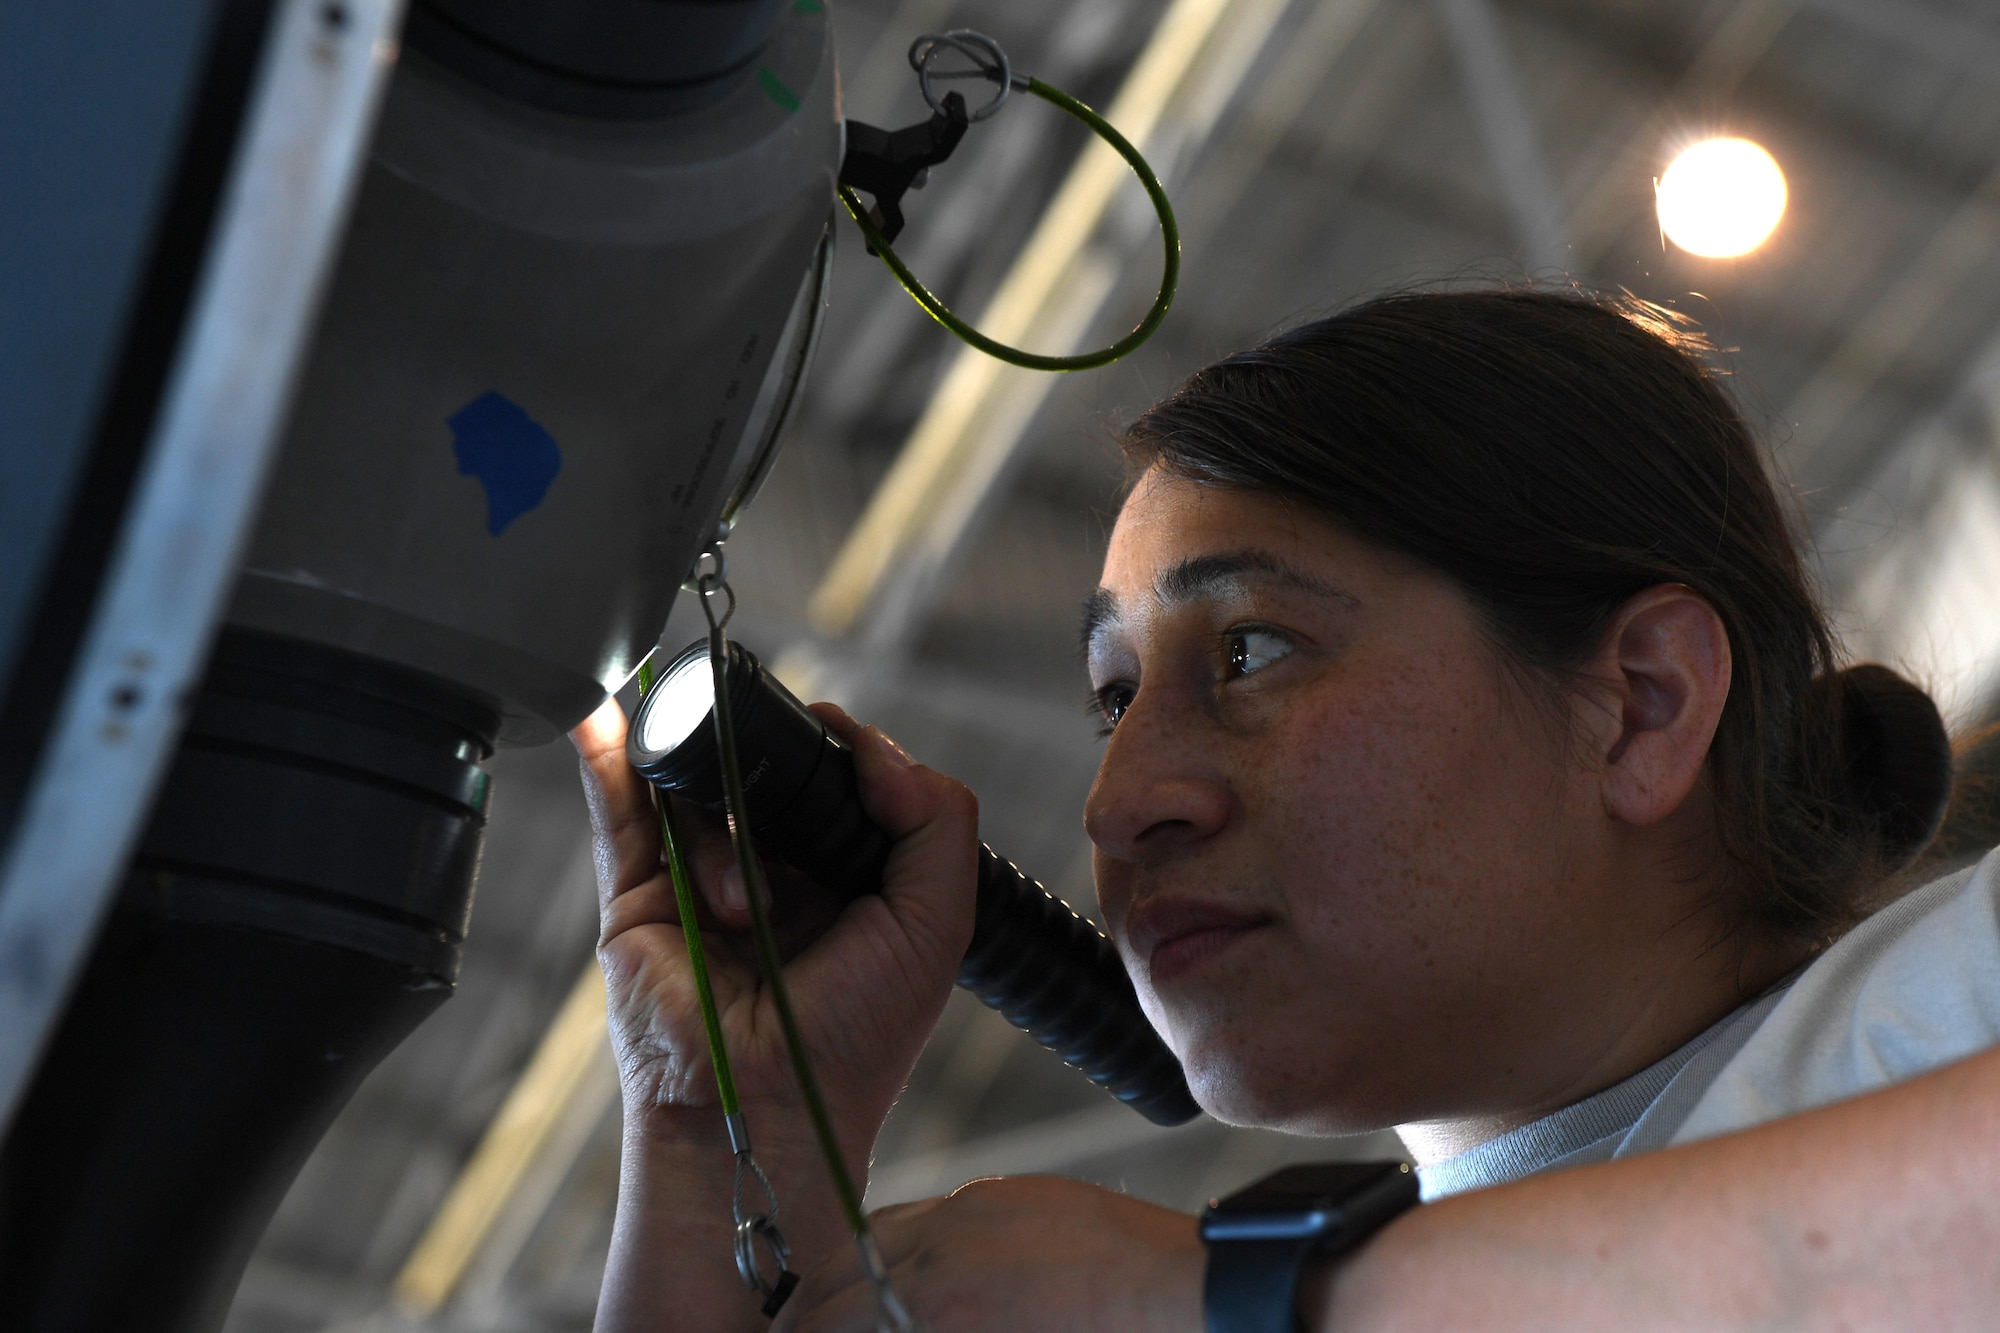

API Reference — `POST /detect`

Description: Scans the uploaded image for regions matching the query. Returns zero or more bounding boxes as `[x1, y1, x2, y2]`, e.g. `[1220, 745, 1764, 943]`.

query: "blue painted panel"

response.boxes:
[448, 392, 564, 536]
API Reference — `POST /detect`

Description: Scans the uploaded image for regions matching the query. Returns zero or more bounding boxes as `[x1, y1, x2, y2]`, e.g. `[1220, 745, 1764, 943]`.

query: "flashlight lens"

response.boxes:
[639, 649, 715, 755]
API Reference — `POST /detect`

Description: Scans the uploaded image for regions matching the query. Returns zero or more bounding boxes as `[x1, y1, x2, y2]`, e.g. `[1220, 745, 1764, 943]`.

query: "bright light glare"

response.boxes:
[1656, 138, 1787, 258]
[638, 651, 714, 754]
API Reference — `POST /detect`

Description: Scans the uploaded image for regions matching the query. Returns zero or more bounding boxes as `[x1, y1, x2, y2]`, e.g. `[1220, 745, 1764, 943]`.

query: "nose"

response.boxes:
[1084, 694, 1233, 863]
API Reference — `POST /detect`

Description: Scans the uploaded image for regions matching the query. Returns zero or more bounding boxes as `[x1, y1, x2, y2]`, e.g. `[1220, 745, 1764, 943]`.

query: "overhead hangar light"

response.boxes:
[1656, 137, 1788, 259]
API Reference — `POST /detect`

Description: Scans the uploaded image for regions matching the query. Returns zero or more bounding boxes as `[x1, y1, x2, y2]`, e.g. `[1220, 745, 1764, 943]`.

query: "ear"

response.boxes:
[1582, 585, 1732, 827]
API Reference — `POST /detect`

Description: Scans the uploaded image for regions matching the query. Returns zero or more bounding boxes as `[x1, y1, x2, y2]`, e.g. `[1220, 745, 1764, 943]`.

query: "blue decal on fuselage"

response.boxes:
[449, 391, 562, 535]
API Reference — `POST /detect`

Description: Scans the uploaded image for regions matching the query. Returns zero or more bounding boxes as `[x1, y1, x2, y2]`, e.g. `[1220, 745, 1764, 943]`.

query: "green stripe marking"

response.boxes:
[758, 67, 800, 113]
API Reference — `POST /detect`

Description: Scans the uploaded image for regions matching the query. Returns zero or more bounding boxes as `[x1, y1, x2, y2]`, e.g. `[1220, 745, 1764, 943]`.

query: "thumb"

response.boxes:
[570, 695, 663, 911]
[811, 707, 979, 972]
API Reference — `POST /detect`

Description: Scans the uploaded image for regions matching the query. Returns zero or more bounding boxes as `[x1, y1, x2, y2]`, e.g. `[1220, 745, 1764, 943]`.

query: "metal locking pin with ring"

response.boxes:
[735, 1211, 798, 1318]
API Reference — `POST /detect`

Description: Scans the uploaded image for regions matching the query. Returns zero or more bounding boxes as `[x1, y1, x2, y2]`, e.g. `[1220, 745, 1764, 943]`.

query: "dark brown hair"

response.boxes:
[1123, 288, 1952, 941]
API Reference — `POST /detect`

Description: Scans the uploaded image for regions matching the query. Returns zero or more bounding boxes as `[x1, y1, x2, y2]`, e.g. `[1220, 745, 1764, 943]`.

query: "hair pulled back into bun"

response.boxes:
[1809, 664, 1953, 869]
[1910, 723, 2000, 880]
[1124, 287, 1959, 942]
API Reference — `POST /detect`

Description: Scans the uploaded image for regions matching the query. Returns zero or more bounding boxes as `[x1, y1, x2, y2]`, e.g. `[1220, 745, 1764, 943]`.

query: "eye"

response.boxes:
[1089, 681, 1136, 735]
[1224, 627, 1294, 680]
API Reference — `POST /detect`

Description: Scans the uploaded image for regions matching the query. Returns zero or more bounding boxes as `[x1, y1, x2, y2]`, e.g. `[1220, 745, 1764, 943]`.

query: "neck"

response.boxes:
[1396, 1114, 1538, 1168]
[1394, 915, 1811, 1170]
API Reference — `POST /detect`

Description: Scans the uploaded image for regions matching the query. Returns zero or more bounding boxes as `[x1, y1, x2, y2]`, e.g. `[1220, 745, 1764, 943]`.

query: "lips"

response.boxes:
[1123, 896, 1271, 986]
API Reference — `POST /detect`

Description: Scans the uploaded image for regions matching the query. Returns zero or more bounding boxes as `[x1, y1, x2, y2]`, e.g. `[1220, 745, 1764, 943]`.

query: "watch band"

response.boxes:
[1202, 1235, 1317, 1333]
[1200, 1161, 1419, 1333]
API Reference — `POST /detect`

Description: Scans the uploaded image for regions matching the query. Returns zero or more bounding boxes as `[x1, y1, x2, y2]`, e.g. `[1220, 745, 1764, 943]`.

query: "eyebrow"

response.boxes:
[1079, 549, 1357, 651]
[1080, 588, 1119, 655]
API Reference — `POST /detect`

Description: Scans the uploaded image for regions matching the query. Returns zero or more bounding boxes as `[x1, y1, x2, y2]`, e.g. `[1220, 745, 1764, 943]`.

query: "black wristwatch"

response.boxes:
[1198, 1161, 1420, 1333]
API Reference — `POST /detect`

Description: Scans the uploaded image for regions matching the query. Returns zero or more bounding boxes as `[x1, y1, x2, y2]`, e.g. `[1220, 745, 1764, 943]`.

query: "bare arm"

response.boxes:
[1317, 1041, 2000, 1331]
[789, 1044, 2000, 1331]
[597, 1112, 853, 1333]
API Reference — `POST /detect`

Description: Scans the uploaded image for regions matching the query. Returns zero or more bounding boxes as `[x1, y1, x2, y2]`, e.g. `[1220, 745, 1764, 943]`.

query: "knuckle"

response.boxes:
[937, 777, 979, 823]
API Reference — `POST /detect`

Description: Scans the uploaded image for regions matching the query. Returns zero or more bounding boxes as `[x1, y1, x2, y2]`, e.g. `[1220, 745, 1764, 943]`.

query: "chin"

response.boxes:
[1174, 1019, 1393, 1136]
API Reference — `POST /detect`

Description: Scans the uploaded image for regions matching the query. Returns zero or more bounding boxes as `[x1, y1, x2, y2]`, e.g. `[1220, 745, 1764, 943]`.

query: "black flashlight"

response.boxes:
[629, 638, 1200, 1127]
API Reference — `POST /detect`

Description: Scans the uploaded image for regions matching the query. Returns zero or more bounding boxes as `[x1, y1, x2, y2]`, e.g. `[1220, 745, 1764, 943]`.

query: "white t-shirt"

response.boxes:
[1420, 849, 2000, 1201]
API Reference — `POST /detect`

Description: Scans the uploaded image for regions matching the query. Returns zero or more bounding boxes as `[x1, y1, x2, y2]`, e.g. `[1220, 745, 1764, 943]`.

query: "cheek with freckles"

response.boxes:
[1158, 639, 1593, 1131]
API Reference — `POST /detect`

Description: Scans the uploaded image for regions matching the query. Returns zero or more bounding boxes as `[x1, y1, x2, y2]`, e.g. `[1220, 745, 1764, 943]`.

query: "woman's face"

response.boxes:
[1085, 466, 1671, 1134]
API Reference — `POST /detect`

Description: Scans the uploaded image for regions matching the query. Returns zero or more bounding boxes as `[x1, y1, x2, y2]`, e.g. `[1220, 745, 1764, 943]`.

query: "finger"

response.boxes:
[857, 1197, 947, 1273]
[670, 786, 854, 950]
[763, 716, 978, 1029]
[810, 706, 980, 920]
[811, 703, 921, 783]
[808, 700, 862, 741]
[785, 1288, 881, 1333]
[571, 697, 663, 912]
[672, 798, 759, 927]
[598, 874, 683, 944]
[839, 721, 963, 843]
[783, 1252, 883, 1333]
[844, 723, 979, 953]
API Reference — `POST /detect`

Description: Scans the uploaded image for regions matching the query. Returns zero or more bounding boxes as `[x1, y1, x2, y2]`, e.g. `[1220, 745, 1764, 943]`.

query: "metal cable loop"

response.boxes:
[908, 29, 1023, 121]
[731, 1152, 793, 1299]
[691, 562, 919, 1328]
[840, 26, 1180, 373]
[693, 561, 736, 634]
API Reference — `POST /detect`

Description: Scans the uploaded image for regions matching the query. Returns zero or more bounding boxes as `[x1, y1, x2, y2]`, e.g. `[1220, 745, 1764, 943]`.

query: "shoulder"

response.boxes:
[1668, 849, 2000, 1147]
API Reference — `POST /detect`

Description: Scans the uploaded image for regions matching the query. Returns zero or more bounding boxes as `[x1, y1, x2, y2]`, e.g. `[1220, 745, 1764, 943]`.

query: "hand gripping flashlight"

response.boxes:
[628, 638, 1200, 1126]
